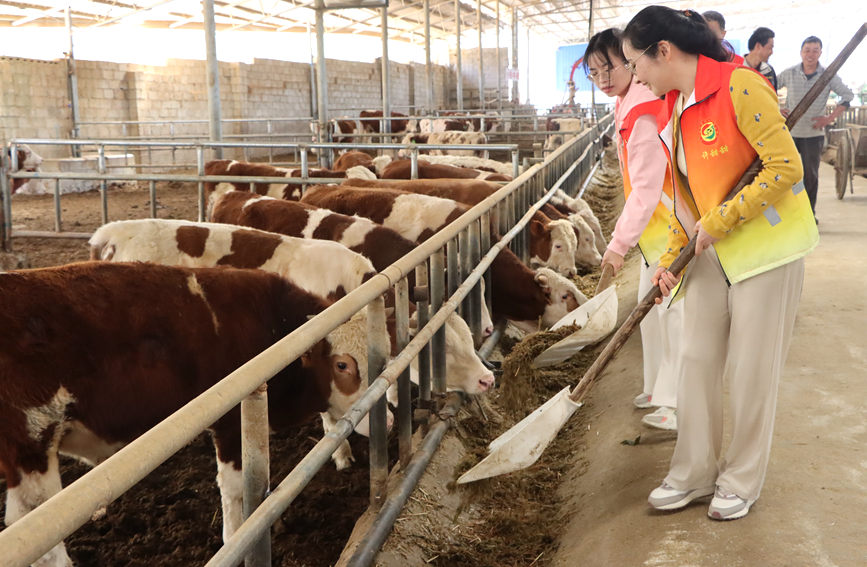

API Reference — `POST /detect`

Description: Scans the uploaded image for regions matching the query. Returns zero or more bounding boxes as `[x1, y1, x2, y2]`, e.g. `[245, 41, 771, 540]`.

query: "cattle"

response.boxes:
[549, 189, 607, 255]
[341, 177, 579, 277]
[398, 131, 489, 158]
[208, 188, 495, 347]
[332, 151, 376, 172]
[541, 202, 601, 272]
[89, 218, 395, 471]
[207, 189, 495, 338]
[394, 154, 515, 177]
[300, 184, 471, 244]
[0, 262, 388, 565]
[297, 184, 586, 329]
[203, 192, 497, 471]
[358, 110, 410, 136]
[380, 159, 512, 182]
[89, 219, 378, 305]
[543, 117, 585, 153]
[439, 112, 499, 133]
[204, 159, 339, 201]
[405, 117, 471, 134]
[6, 143, 45, 195]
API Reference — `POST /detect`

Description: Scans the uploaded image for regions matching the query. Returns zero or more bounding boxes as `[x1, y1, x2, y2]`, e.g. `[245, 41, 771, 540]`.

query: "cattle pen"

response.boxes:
[0, 116, 615, 566]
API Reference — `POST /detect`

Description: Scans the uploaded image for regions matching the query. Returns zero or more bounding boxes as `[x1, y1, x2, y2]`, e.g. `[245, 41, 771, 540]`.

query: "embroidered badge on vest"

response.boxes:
[700, 121, 717, 144]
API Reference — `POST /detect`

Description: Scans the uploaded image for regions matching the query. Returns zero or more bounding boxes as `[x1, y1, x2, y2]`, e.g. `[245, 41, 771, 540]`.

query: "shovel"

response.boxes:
[457, 23, 866, 485]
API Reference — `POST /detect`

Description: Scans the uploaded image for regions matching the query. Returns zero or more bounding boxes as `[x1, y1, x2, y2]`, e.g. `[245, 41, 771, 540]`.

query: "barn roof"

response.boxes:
[0, 0, 845, 46]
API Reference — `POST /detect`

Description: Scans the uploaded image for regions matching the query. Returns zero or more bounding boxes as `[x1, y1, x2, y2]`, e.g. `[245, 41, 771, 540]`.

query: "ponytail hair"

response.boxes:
[623, 6, 729, 63]
[582, 28, 625, 74]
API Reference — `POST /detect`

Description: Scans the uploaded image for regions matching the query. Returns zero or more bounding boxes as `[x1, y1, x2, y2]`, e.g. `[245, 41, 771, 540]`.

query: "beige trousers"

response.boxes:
[664, 248, 804, 502]
[638, 260, 683, 409]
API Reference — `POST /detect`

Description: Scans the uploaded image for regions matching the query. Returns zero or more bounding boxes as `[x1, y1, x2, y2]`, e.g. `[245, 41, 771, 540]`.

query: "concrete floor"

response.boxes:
[551, 163, 867, 567]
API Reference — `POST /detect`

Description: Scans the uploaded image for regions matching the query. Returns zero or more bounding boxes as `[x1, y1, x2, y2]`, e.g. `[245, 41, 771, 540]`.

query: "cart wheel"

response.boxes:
[834, 133, 852, 200]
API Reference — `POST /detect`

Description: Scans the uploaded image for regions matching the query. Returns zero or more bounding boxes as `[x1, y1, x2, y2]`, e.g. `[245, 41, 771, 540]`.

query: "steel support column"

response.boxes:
[65, 5, 81, 156]
[424, 0, 433, 111]
[203, 0, 223, 159]
[381, 8, 391, 135]
[511, 6, 519, 103]
[477, 0, 484, 110]
[496, 0, 501, 110]
[455, 0, 463, 110]
[315, 0, 329, 164]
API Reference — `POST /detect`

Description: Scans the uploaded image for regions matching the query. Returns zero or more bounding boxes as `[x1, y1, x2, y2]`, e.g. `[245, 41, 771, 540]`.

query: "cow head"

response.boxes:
[439, 313, 495, 394]
[314, 304, 393, 436]
[399, 312, 495, 396]
[7, 144, 43, 171]
[530, 218, 578, 277]
[534, 267, 587, 328]
[569, 214, 602, 272]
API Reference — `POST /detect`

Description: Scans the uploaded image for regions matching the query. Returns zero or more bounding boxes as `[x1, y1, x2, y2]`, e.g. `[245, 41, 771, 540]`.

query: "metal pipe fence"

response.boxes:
[1, 138, 519, 247]
[0, 113, 613, 567]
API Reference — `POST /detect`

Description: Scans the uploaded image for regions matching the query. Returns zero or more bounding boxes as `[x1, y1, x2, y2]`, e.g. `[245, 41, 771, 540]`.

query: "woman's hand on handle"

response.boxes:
[651, 266, 681, 304]
[693, 221, 719, 256]
[601, 249, 625, 275]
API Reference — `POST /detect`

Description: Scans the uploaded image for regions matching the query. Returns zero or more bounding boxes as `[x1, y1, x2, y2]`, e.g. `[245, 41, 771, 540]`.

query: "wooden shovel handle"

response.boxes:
[567, 22, 867, 405]
[594, 263, 616, 295]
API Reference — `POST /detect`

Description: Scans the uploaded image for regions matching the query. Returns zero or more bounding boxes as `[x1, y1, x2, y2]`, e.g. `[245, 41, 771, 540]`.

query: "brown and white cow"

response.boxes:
[398, 131, 489, 158]
[550, 189, 608, 255]
[394, 154, 515, 178]
[0, 262, 388, 566]
[379, 159, 512, 182]
[203, 159, 378, 203]
[341, 177, 579, 277]
[405, 117, 471, 134]
[208, 190, 497, 341]
[300, 184, 471, 244]
[541, 202, 602, 272]
[358, 110, 410, 136]
[332, 151, 376, 173]
[6, 143, 45, 195]
[298, 184, 586, 329]
[543, 117, 585, 153]
[206, 191, 494, 368]
[89, 218, 393, 471]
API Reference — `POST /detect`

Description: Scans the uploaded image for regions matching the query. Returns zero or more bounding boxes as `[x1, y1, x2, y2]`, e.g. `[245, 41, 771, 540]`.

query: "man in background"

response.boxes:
[702, 10, 744, 64]
[778, 36, 854, 223]
[744, 27, 777, 90]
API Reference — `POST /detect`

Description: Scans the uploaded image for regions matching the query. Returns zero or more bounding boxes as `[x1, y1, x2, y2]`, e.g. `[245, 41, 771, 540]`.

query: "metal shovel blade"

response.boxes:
[456, 386, 581, 484]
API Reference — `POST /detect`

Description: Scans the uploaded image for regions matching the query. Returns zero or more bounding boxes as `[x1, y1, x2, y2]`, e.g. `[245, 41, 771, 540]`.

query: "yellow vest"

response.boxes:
[657, 56, 818, 284]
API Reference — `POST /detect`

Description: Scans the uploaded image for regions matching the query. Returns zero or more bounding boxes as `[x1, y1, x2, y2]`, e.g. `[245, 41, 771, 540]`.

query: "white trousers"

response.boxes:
[664, 249, 804, 502]
[638, 260, 682, 409]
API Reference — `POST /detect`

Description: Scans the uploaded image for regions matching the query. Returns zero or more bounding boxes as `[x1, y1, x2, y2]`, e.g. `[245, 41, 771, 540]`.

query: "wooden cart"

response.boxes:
[830, 121, 867, 199]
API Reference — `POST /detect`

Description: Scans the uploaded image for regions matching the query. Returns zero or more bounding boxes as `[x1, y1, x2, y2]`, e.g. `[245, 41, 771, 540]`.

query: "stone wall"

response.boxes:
[1, 55, 454, 163]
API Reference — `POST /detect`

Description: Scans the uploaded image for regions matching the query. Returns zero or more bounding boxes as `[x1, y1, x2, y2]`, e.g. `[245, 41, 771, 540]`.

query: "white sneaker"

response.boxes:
[633, 392, 653, 409]
[642, 406, 677, 431]
[648, 481, 714, 510]
[708, 486, 752, 520]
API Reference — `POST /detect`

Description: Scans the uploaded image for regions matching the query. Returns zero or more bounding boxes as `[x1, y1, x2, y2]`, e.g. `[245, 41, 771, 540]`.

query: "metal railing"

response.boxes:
[0, 113, 614, 567]
[1, 139, 520, 248]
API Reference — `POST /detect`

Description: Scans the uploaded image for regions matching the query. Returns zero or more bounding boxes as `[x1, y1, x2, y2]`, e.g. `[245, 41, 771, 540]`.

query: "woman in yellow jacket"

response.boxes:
[622, 6, 818, 520]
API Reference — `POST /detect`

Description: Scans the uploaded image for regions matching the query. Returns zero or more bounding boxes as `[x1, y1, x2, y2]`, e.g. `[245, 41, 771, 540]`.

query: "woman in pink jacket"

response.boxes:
[583, 28, 682, 430]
